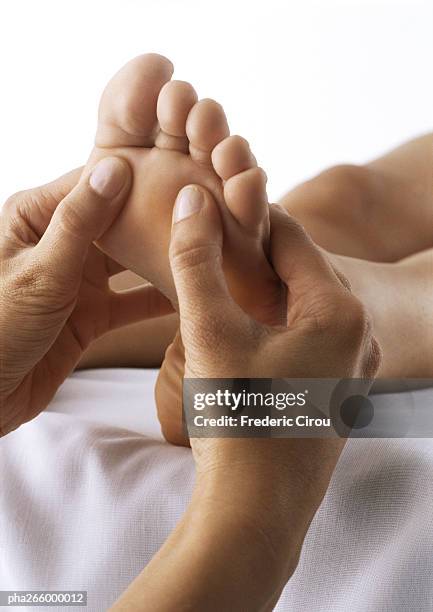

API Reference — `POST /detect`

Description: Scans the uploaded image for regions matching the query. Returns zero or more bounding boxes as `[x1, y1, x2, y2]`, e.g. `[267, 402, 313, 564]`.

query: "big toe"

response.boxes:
[96, 53, 174, 148]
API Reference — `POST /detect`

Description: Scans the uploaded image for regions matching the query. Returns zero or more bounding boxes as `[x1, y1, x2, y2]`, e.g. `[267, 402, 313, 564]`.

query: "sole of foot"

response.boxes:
[86, 53, 282, 322]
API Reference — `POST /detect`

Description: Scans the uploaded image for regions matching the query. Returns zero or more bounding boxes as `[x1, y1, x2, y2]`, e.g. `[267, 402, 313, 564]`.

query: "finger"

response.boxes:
[2, 167, 84, 238]
[269, 205, 345, 296]
[36, 157, 131, 278]
[38, 166, 84, 202]
[169, 184, 246, 334]
[109, 284, 174, 329]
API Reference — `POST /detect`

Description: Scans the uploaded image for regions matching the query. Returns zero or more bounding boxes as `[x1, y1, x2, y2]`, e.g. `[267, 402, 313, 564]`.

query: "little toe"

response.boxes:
[212, 135, 257, 181]
[156, 80, 198, 152]
[186, 99, 229, 166]
[96, 53, 174, 148]
[224, 167, 269, 234]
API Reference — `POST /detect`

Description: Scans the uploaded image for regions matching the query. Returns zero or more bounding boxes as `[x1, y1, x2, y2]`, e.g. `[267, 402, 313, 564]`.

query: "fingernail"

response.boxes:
[174, 186, 204, 223]
[89, 157, 128, 199]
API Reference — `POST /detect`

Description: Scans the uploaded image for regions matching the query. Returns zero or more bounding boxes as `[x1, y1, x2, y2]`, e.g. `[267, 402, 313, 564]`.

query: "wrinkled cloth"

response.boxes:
[1, 369, 432, 611]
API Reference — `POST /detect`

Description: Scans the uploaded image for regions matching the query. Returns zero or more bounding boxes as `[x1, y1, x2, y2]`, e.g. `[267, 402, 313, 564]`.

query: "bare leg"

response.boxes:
[335, 248, 433, 379]
[280, 134, 433, 379]
[81, 135, 433, 381]
[79, 271, 178, 369]
[281, 133, 433, 261]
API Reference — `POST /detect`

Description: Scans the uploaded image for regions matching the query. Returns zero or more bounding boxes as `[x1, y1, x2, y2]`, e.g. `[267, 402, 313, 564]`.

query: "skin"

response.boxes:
[0, 159, 171, 436]
[0, 161, 379, 611]
[156, 147, 433, 444]
[112, 186, 380, 611]
[81, 138, 433, 375]
[0, 51, 429, 610]
[88, 54, 281, 321]
[283, 134, 433, 262]
[281, 138, 433, 378]
[72, 53, 431, 444]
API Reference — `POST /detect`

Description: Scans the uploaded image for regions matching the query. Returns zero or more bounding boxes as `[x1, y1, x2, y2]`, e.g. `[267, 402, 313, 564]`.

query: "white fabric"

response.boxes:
[1, 369, 433, 611]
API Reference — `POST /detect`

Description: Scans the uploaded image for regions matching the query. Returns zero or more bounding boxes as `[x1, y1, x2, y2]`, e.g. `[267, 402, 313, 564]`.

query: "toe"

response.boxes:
[96, 53, 174, 148]
[224, 167, 269, 233]
[156, 80, 198, 152]
[186, 99, 229, 165]
[212, 135, 257, 180]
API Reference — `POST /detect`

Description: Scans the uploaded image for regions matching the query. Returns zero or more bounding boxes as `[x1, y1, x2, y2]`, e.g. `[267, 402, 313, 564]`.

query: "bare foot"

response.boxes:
[83, 54, 288, 445]
[86, 54, 282, 322]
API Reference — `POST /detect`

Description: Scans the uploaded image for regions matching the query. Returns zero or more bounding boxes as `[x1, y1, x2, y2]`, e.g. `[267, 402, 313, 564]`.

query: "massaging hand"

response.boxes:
[169, 184, 381, 462]
[0, 158, 171, 436]
[169, 184, 381, 553]
[170, 183, 380, 601]
[113, 185, 381, 611]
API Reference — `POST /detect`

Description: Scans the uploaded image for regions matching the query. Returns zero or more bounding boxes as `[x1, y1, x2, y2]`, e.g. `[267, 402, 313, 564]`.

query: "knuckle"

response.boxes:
[170, 242, 221, 276]
[273, 209, 310, 245]
[309, 293, 369, 341]
[2, 186, 56, 248]
[4, 186, 46, 217]
[1, 193, 31, 242]
[1, 194, 34, 249]
[304, 293, 343, 336]
[57, 204, 86, 239]
[281, 213, 306, 237]
[3, 191, 22, 215]
[341, 297, 372, 340]
[304, 293, 379, 377]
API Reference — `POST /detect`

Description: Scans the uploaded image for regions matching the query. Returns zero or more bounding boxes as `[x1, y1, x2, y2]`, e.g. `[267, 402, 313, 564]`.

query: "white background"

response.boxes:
[0, 0, 432, 204]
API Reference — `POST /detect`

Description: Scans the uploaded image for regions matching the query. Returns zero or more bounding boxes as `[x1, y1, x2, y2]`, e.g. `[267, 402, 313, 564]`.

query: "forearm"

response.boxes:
[112, 438, 345, 611]
[112, 501, 288, 611]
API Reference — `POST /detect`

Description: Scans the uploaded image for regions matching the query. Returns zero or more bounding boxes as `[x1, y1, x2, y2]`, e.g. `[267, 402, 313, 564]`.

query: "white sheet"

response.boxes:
[1, 369, 433, 611]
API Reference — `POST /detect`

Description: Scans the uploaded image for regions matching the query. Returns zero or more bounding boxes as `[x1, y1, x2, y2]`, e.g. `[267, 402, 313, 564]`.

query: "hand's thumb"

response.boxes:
[37, 156, 131, 274]
[169, 185, 239, 333]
